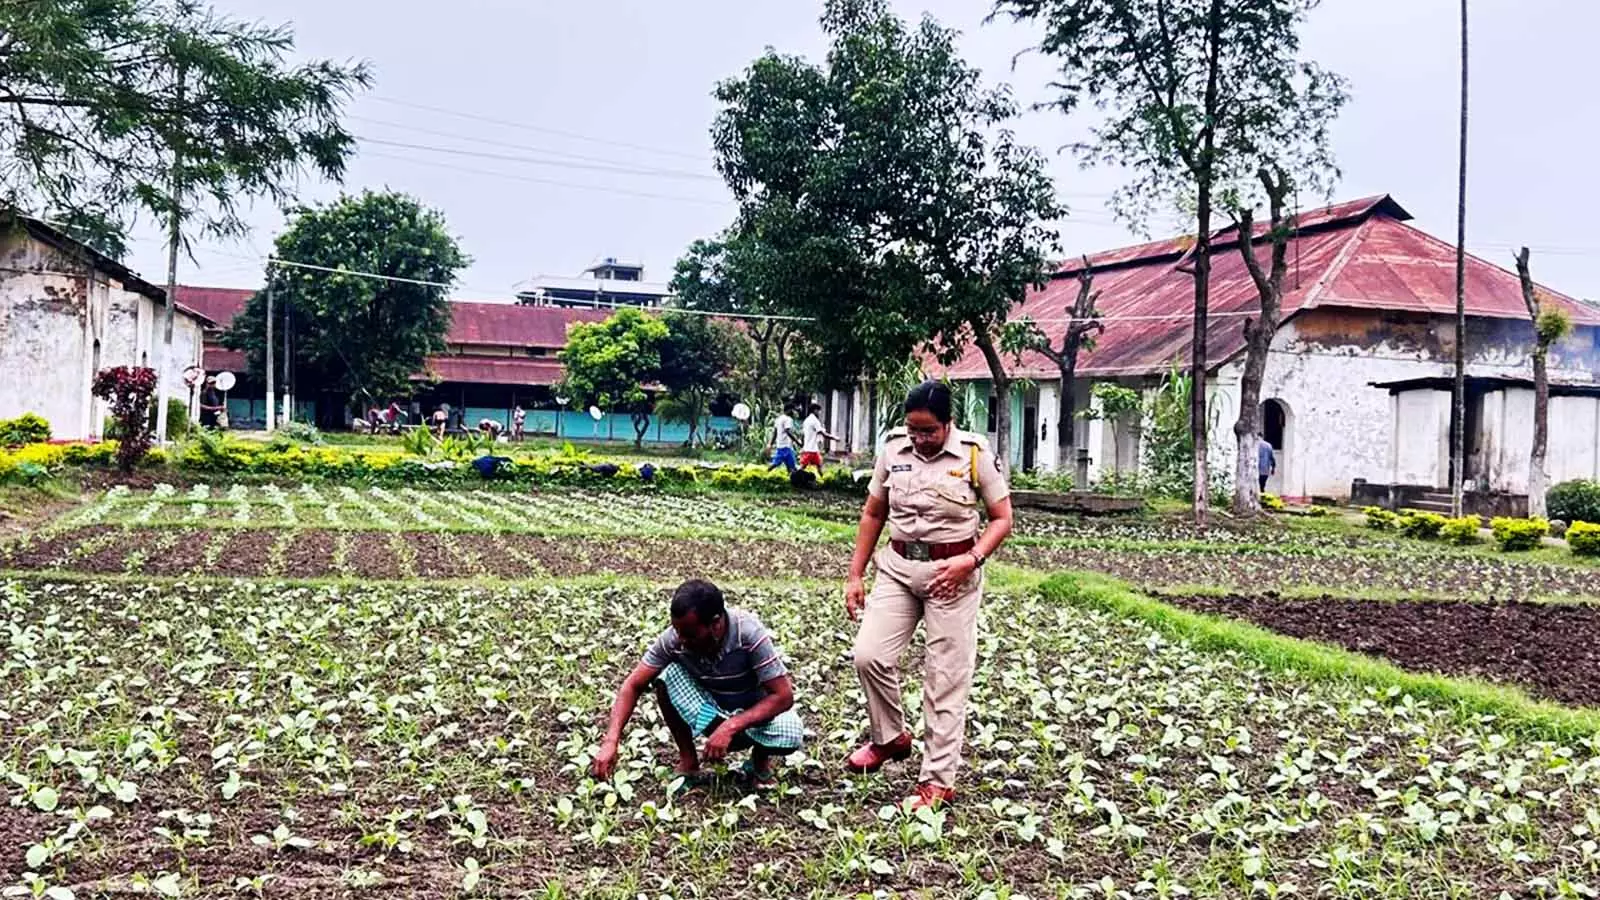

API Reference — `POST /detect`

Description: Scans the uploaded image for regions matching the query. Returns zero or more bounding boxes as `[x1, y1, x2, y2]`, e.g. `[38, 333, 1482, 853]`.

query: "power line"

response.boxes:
[349, 115, 719, 177]
[361, 149, 735, 207]
[366, 95, 713, 163]
[357, 136, 723, 182]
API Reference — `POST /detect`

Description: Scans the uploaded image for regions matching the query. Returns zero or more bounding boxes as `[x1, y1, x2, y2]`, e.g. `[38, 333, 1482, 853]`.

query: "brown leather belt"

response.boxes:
[890, 538, 976, 562]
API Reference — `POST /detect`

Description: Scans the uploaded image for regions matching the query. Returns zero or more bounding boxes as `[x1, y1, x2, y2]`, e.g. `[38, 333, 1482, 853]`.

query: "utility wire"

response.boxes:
[358, 136, 723, 182]
[366, 95, 713, 162]
[362, 150, 735, 206]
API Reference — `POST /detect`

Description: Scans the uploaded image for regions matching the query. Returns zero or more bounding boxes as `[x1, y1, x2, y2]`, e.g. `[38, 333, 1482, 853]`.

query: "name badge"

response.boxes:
[890, 464, 913, 473]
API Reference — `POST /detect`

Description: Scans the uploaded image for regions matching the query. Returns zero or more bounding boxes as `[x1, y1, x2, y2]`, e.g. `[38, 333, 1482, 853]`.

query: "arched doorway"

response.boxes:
[1261, 399, 1291, 496]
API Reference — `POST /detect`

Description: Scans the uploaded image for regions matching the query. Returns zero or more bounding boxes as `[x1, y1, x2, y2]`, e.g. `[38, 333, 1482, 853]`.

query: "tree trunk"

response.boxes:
[1450, 0, 1470, 517]
[1055, 264, 1099, 487]
[973, 324, 1012, 473]
[1189, 0, 1224, 524]
[1517, 247, 1550, 519]
[154, 68, 185, 446]
[632, 411, 650, 448]
[1230, 170, 1291, 517]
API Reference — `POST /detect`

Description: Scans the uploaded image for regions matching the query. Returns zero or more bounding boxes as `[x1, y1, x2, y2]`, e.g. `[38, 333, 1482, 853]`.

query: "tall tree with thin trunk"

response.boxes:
[1451, 0, 1470, 517]
[1229, 168, 1291, 515]
[995, 0, 1346, 521]
[1516, 248, 1571, 520]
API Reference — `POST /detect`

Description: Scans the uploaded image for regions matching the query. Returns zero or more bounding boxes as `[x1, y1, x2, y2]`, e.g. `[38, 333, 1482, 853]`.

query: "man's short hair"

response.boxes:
[671, 579, 726, 622]
[808, 403, 822, 414]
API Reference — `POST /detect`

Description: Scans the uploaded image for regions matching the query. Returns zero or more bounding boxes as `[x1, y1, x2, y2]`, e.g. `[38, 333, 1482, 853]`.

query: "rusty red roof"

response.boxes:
[446, 302, 610, 348]
[940, 194, 1600, 380]
[175, 285, 253, 328]
[416, 356, 566, 386]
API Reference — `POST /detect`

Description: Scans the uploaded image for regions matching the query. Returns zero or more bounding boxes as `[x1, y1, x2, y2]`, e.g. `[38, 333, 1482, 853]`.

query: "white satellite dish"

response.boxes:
[555, 395, 570, 406]
[588, 406, 603, 421]
[214, 371, 236, 392]
[731, 402, 751, 422]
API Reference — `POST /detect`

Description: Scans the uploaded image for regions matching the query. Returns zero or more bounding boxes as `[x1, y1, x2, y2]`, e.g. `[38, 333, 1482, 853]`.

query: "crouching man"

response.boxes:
[590, 579, 803, 789]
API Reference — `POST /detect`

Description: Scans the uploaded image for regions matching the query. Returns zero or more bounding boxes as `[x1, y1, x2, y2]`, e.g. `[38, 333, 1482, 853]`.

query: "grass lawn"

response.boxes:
[3, 484, 1600, 898]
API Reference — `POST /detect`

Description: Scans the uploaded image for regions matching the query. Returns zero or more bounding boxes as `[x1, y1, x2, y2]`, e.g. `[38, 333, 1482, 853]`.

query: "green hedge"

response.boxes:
[1490, 516, 1549, 552]
[0, 413, 50, 447]
[1398, 509, 1447, 539]
[1549, 480, 1600, 526]
[1439, 516, 1481, 545]
[1568, 521, 1600, 557]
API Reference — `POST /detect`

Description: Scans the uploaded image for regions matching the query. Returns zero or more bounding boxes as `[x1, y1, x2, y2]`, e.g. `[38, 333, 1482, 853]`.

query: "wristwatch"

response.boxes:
[970, 550, 986, 568]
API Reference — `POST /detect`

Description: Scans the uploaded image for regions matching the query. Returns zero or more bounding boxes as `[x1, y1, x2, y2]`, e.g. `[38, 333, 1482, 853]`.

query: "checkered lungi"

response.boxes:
[657, 663, 805, 751]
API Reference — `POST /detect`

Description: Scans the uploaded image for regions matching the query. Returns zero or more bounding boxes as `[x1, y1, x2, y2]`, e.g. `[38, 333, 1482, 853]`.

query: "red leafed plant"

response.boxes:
[92, 366, 159, 472]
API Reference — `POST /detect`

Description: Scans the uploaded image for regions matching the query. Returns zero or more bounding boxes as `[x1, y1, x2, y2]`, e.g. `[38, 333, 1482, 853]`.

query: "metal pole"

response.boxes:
[282, 297, 294, 425]
[265, 273, 276, 432]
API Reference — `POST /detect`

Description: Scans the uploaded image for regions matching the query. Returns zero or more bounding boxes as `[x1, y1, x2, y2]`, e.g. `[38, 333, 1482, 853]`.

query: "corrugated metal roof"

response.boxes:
[447, 302, 610, 348]
[416, 356, 566, 386]
[176, 285, 252, 327]
[940, 194, 1598, 380]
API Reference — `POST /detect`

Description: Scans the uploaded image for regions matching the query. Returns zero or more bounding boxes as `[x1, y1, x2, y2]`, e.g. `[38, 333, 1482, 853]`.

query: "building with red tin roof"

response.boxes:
[173, 289, 726, 440]
[925, 195, 1600, 507]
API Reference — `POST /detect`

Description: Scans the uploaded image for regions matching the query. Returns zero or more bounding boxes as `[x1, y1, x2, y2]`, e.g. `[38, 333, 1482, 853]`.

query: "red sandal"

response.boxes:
[906, 782, 955, 811]
[844, 732, 913, 774]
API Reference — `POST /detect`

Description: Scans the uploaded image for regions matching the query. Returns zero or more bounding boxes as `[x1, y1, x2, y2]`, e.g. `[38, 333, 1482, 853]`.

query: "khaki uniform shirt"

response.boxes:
[868, 426, 1010, 544]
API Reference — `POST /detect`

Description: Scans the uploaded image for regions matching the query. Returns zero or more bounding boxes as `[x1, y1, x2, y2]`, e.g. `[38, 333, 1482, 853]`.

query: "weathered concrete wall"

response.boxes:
[0, 231, 204, 440]
[1480, 389, 1600, 492]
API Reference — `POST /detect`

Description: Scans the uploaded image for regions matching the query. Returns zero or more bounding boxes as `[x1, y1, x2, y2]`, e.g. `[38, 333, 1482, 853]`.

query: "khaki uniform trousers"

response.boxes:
[851, 544, 982, 789]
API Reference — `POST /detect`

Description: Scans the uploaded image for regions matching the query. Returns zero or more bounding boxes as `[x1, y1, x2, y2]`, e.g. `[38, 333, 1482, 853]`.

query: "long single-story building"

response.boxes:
[921, 195, 1600, 507]
[177, 287, 738, 442]
[1, 213, 212, 440]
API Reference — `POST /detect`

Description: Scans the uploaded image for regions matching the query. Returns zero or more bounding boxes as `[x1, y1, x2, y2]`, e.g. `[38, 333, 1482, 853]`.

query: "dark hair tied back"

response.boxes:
[904, 380, 954, 425]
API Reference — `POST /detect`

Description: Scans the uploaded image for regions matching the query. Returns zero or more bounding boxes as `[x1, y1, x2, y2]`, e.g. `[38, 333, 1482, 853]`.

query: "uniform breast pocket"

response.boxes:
[933, 477, 979, 509]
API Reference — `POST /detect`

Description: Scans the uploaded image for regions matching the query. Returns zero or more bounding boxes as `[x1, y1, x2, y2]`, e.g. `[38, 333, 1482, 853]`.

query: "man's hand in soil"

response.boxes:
[590, 741, 620, 779]
[702, 721, 739, 763]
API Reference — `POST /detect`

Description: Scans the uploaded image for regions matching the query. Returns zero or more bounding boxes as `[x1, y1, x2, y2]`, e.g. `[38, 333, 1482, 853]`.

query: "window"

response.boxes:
[986, 395, 997, 432]
[524, 347, 549, 358]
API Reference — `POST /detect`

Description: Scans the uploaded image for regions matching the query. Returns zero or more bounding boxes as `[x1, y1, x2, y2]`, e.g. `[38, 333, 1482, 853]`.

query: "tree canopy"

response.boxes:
[0, 0, 370, 243]
[693, 0, 1062, 464]
[557, 308, 671, 447]
[222, 191, 468, 402]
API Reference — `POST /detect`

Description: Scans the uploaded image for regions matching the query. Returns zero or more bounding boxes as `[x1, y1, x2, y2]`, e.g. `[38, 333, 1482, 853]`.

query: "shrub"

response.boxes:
[1397, 510, 1447, 540]
[1362, 506, 1399, 530]
[0, 413, 51, 446]
[1261, 493, 1286, 511]
[1302, 505, 1331, 517]
[1548, 480, 1600, 527]
[1440, 516, 1481, 545]
[1567, 521, 1600, 557]
[91, 366, 158, 473]
[1491, 516, 1549, 552]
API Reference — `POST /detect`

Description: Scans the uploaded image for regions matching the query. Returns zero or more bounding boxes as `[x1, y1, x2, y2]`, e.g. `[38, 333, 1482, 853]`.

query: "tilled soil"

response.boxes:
[1166, 592, 1600, 707]
[1, 526, 851, 582]
[1009, 544, 1600, 601]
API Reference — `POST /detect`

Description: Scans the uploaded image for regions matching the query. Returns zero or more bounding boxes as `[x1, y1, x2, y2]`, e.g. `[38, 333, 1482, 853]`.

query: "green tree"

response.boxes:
[1, 0, 371, 440]
[656, 312, 743, 447]
[995, 0, 1346, 518]
[557, 308, 670, 448]
[703, 0, 1062, 468]
[222, 191, 469, 408]
[672, 234, 803, 417]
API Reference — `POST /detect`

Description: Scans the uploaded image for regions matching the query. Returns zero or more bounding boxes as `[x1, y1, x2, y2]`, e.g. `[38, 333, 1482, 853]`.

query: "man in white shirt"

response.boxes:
[766, 407, 800, 472]
[799, 403, 838, 472]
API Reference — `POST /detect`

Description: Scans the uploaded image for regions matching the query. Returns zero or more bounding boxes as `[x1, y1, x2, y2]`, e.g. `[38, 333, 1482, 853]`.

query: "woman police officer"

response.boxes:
[842, 380, 1014, 810]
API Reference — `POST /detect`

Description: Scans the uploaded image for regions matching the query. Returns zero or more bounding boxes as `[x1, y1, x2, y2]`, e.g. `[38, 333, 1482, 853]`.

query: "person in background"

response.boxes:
[842, 380, 1013, 811]
[431, 406, 449, 439]
[800, 402, 839, 472]
[1257, 435, 1276, 494]
[385, 401, 404, 434]
[365, 405, 384, 434]
[766, 406, 800, 473]
[198, 377, 225, 430]
[478, 418, 503, 440]
[591, 579, 802, 791]
[512, 405, 527, 441]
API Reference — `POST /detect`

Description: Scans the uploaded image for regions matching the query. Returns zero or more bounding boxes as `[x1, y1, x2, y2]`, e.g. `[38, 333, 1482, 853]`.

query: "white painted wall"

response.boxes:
[1550, 395, 1600, 483]
[1036, 381, 1060, 473]
[0, 230, 204, 441]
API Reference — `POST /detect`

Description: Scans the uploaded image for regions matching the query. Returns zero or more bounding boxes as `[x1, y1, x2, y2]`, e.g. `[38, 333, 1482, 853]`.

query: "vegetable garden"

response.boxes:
[4, 482, 1600, 898]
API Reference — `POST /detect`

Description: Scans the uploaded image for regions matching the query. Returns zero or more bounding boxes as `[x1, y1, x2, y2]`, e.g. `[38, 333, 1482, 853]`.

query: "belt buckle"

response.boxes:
[905, 541, 932, 561]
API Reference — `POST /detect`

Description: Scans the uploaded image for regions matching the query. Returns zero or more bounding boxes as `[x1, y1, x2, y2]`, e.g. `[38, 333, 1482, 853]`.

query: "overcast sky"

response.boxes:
[121, 0, 1600, 302]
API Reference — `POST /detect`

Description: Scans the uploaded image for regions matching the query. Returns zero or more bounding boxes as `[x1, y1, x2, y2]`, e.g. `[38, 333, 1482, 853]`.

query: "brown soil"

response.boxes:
[1166, 592, 1600, 707]
[3, 528, 853, 583]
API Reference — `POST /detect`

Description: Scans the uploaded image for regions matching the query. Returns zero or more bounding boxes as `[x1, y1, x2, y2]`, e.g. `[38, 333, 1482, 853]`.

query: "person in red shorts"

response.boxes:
[799, 402, 838, 472]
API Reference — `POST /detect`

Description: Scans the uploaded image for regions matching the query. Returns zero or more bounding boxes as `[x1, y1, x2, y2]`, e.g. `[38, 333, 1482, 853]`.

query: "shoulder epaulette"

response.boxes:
[956, 431, 990, 451]
[885, 427, 908, 439]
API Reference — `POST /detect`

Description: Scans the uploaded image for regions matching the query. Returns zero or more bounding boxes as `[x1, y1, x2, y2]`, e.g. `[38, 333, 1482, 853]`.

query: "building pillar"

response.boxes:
[1036, 380, 1060, 473]
[850, 382, 871, 454]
